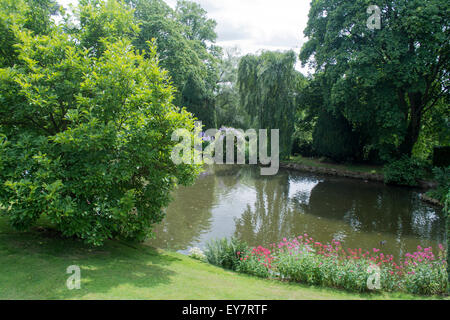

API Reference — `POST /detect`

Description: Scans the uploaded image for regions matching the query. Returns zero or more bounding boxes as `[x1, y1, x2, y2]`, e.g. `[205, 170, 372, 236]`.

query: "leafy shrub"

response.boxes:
[403, 259, 447, 295]
[204, 237, 248, 270]
[426, 166, 450, 203]
[433, 146, 450, 168]
[0, 3, 200, 246]
[291, 138, 317, 157]
[383, 156, 428, 186]
[312, 111, 362, 162]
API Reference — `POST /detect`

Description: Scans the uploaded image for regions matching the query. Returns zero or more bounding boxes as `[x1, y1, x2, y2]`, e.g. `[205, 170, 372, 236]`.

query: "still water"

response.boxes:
[148, 165, 445, 257]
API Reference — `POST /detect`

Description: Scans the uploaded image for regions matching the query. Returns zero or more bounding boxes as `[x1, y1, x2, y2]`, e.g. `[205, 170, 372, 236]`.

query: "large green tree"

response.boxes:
[300, 0, 449, 160]
[0, 0, 59, 67]
[0, 0, 200, 245]
[127, 0, 220, 125]
[65, 0, 139, 58]
[181, 71, 216, 128]
[215, 47, 249, 129]
[238, 50, 302, 158]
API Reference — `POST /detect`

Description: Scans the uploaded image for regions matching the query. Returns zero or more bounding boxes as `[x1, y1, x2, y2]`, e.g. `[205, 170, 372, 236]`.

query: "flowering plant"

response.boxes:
[188, 247, 207, 261]
[234, 235, 447, 295]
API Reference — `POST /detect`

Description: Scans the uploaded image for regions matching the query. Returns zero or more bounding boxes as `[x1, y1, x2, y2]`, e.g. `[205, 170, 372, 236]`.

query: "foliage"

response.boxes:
[426, 166, 450, 203]
[312, 111, 362, 162]
[0, 0, 200, 246]
[291, 137, 317, 158]
[236, 246, 274, 278]
[65, 0, 139, 58]
[238, 51, 302, 159]
[181, 72, 216, 128]
[128, 0, 220, 108]
[413, 102, 450, 161]
[224, 235, 447, 295]
[204, 237, 248, 271]
[0, 0, 58, 68]
[383, 156, 428, 186]
[300, 0, 450, 160]
[175, 0, 217, 44]
[215, 47, 248, 129]
[207, 127, 252, 163]
[432, 146, 450, 168]
[188, 247, 206, 261]
[293, 76, 321, 157]
[403, 258, 448, 295]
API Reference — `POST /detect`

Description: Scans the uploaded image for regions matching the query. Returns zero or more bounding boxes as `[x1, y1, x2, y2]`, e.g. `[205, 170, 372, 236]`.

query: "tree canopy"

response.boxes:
[299, 0, 449, 161]
[238, 50, 302, 159]
[128, 0, 220, 125]
[0, 0, 200, 245]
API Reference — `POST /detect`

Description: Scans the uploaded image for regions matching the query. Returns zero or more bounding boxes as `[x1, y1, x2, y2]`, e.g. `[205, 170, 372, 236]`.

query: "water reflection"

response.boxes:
[147, 165, 445, 257]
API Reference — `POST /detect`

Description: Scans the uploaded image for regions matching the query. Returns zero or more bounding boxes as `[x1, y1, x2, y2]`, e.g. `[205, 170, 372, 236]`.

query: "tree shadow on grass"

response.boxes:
[0, 224, 181, 299]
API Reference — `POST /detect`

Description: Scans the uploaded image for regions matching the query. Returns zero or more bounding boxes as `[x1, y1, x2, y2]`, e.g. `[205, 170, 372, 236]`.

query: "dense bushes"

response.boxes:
[291, 137, 317, 158]
[426, 167, 450, 203]
[0, 0, 200, 245]
[383, 156, 428, 186]
[312, 112, 362, 162]
[433, 147, 450, 168]
[203, 235, 448, 295]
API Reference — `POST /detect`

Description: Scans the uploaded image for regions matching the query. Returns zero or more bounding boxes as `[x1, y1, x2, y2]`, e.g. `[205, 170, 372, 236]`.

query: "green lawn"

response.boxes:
[286, 155, 383, 175]
[0, 218, 445, 300]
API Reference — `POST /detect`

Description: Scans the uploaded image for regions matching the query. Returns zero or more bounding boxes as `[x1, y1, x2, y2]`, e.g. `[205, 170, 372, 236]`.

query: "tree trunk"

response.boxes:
[399, 92, 423, 156]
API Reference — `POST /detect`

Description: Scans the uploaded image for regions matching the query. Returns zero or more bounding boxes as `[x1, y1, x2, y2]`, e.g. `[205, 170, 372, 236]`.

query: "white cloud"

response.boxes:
[166, 0, 311, 73]
[167, 0, 309, 48]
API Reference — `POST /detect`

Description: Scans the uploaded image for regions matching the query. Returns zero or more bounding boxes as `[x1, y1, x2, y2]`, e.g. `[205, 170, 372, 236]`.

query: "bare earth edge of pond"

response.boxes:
[280, 162, 442, 207]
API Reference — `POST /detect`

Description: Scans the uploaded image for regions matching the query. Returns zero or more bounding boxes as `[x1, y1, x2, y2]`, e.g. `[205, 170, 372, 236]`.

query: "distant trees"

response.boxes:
[0, 0, 200, 245]
[127, 0, 220, 125]
[238, 51, 303, 159]
[299, 0, 449, 162]
[215, 47, 248, 129]
[181, 72, 216, 128]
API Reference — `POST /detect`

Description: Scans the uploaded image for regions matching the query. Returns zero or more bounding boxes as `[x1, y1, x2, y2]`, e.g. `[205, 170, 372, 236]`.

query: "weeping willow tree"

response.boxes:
[238, 51, 301, 159]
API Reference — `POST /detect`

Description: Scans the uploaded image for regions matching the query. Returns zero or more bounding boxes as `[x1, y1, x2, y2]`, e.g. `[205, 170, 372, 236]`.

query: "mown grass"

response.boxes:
[287, 155, 383, 175]
[0, 218, 446, 300]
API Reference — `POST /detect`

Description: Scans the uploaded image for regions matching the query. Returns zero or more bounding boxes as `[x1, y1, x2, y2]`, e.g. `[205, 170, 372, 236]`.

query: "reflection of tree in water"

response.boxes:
[149, 171, 216, 251]
[300, 179, 444, 241]
[234, 172, 298, 246]
[151, 165, 445, 254]
[213, 165, 246, 194]
[233, 170, 445, 249]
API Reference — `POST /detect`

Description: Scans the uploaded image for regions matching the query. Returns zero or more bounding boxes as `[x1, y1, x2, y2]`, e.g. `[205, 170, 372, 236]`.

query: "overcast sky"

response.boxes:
[58, 0, 311, 72]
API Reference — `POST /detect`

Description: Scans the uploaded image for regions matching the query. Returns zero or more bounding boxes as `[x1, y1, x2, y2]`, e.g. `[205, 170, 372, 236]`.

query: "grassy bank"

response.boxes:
[0, 218, 445, 300]
[286, 155, 383, 175]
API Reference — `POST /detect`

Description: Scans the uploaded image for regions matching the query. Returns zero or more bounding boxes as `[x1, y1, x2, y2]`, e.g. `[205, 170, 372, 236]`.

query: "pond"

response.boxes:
[147, 165, 445, 258]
